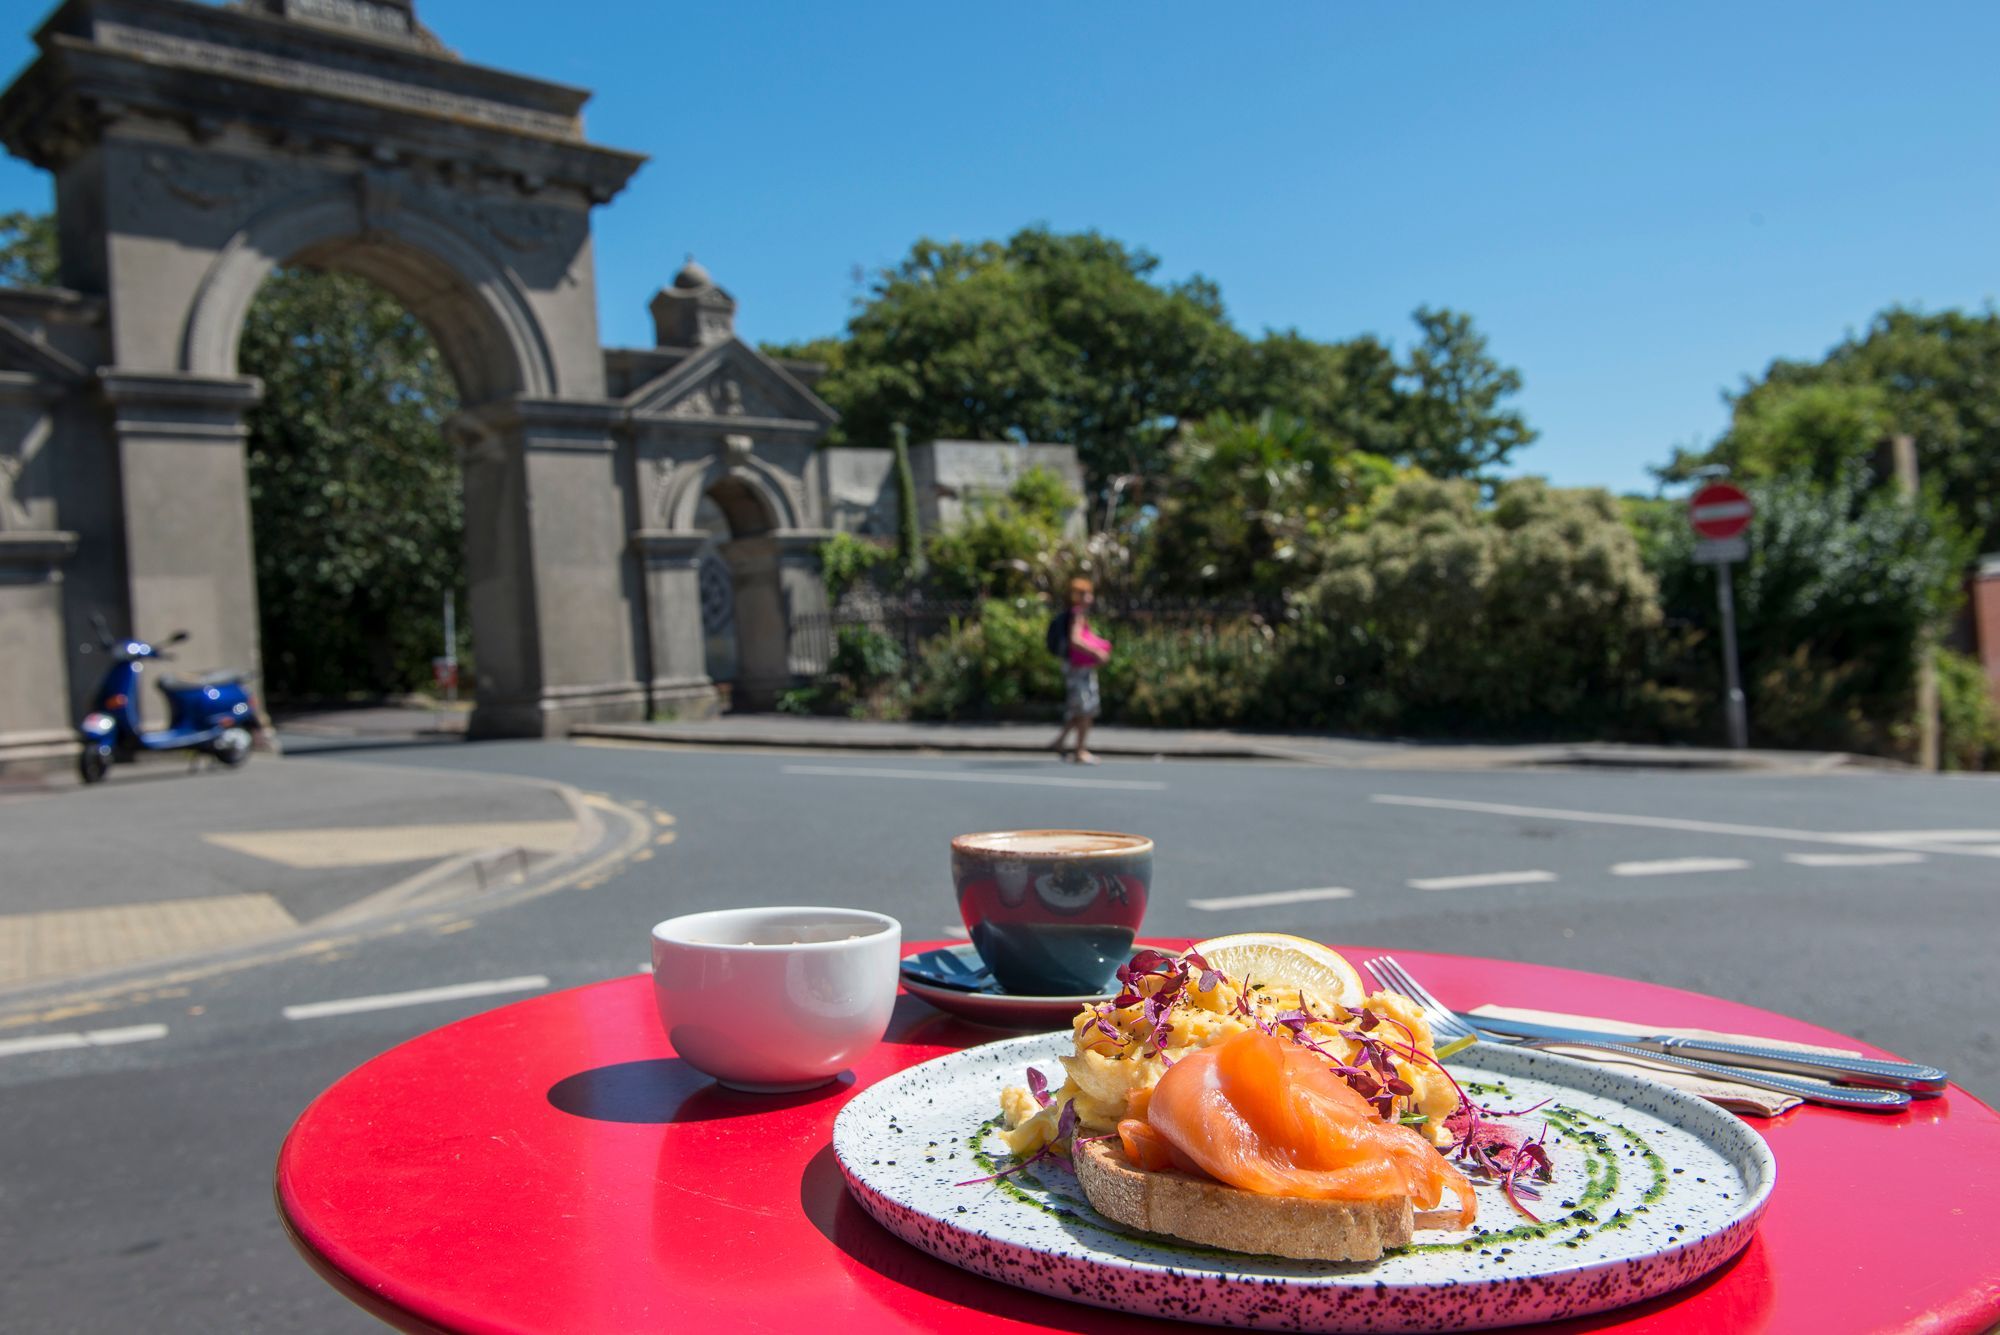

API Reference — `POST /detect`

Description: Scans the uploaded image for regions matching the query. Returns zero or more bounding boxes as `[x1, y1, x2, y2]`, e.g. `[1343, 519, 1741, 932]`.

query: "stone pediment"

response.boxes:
[0, 315, 88, 386]
[624, 339, 837, 431]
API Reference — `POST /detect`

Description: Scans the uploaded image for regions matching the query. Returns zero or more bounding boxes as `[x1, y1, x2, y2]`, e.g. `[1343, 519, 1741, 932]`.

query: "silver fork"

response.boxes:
[1362, 955, 1911, 1114]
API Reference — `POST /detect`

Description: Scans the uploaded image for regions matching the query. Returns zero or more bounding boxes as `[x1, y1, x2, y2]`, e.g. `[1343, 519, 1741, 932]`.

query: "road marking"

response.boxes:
[1610, 857, 1751, 877]
[283, 975, 549, 1021]
[943, 925, 971, 940]
[204, 821, 580, 869]
[1785, 851, 1927, 867]
[1408, 870, 1557, 891]
[0, 1023, 169, 1058]
[1187, 887, 1355, 911]
[1368, 795, 2000, 859]
[781, 764, 1166, 791]
[1839, 829, 2000, 845]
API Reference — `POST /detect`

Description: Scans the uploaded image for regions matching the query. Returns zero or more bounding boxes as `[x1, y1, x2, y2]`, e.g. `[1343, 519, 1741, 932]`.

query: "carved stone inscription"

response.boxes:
[96, 24, 576, 139]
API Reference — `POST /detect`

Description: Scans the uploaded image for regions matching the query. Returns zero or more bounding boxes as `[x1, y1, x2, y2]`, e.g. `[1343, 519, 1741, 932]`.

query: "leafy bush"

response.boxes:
[1149, 411, 1397, 597]
[1937, 648, 2000, 771]
[1277, 477, 1666, 735]
[1098, 621, 1281, 728]
[923, 468, 1078, 600]
[819, 532, 895, 602]
[909, 599, 1065, 720]
[776, 626, 908, 718]
[1640, 468, 1971, 756]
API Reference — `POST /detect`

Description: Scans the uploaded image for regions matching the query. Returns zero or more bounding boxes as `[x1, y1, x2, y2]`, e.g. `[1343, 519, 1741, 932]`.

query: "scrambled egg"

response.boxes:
[999, 967, 1459, 1156]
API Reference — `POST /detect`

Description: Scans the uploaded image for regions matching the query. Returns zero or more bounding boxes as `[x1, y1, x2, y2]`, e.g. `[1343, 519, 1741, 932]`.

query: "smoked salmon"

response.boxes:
[1120, 1029, 1476, 1227]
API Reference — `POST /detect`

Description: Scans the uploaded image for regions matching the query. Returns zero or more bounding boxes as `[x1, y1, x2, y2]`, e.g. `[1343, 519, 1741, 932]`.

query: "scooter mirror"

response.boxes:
[167, 629, 191, 645]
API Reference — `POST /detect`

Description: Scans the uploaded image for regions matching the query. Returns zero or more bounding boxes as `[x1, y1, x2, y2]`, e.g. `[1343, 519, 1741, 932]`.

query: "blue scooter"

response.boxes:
[76, 615, 259, 784]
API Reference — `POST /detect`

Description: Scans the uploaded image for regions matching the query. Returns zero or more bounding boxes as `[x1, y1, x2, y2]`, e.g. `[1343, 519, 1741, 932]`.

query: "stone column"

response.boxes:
[0, 532, 82, 776]
[774, 529, 836, 677]
[98, 371, 264, 728]
[461, 397, 648, 736]
[631, 528, 719, 715]
[1971, 555, 2000, 709]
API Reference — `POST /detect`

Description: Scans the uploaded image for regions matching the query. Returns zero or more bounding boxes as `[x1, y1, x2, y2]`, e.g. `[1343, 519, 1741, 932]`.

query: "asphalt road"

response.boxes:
[3, 741, 1996, 1332]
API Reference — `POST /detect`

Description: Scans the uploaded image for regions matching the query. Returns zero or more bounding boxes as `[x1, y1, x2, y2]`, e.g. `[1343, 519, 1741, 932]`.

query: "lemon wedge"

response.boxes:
[1189, 932, 1366, 1010]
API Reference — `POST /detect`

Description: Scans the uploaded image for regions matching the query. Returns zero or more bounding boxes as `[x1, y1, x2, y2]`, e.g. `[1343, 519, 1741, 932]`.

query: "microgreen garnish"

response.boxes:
[956, 1100, 1077, 1187]
[1025, 1067, 1052, 1108]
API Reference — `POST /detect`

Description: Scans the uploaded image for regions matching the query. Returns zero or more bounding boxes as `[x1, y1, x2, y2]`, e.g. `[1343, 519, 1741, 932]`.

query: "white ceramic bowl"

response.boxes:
[650, 906, 903, 1093]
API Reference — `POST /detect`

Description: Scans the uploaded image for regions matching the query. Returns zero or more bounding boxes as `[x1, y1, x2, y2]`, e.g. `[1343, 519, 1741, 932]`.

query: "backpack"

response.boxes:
[1045, 609, 1071, 660]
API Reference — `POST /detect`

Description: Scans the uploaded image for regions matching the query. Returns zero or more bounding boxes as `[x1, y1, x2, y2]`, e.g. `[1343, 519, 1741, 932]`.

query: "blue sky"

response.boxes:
[4, 1, 1996, 494]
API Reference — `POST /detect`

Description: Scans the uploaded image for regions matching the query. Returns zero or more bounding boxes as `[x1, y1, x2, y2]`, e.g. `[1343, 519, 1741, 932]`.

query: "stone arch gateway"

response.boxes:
[0, 0, 838, 769]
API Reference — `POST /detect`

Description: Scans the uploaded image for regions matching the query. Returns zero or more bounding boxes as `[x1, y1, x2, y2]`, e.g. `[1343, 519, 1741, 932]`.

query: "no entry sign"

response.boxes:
[1689, 482, 1754, 540]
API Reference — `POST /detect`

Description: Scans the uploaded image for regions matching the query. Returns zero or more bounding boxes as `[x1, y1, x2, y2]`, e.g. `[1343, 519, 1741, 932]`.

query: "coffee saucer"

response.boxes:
[899, 945, 1134, 1030]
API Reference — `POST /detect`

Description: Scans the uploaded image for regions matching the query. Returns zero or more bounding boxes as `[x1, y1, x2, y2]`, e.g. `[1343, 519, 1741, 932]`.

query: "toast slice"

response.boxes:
[1074, 1137, 1414, 1262]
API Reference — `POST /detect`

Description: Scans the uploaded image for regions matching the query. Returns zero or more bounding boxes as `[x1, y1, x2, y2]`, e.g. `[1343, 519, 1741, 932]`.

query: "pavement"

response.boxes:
[0, 748, 593, 997]
[571, 714, 1880, 773]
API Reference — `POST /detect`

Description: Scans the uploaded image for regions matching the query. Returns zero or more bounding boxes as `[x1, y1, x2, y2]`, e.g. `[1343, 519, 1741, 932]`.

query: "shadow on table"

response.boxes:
[797, 1142, 1159, 1332]
[547, 1058, 854, 1124]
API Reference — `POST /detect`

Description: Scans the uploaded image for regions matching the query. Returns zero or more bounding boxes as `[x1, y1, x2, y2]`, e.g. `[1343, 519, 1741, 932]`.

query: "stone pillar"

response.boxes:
[775, 530, 835, 677]
[717, 534, 787, 710]
[0, 531, 82, 776]
[98, 372, 264, 727]
[461, 398, 648, 736]
[631, 528, 719, 715]
[1971, 555, 2000, 709]
[715, 528, 835, 709]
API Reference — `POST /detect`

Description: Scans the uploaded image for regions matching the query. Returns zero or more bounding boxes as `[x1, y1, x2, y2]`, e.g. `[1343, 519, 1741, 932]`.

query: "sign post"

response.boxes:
[1689, 482, 1754, 749]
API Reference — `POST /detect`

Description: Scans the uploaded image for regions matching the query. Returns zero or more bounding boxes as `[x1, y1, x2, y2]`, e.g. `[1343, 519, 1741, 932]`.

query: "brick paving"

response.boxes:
[0, 893, 299, 988]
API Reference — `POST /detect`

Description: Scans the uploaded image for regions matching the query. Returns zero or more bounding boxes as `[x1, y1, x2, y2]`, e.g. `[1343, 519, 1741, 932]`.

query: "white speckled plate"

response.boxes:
[833, 1033, 1776, 1332]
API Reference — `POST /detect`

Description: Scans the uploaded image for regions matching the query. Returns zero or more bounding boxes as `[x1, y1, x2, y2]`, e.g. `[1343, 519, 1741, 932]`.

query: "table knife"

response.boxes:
[1463, 1014, 1948, 1096]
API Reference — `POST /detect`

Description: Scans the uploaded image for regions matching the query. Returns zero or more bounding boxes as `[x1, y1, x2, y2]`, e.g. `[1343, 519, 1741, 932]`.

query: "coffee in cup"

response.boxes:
[950, 830, 1151, 995]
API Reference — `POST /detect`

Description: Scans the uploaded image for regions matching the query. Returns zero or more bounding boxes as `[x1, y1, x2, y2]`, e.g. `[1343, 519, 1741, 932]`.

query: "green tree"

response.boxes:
[1149, 410, 1396, 595]
[1394, 306, 1537, 478]
[239, 268, 463, 699]
[0, 209, 58, 286]
[1226, 330, 1403, 457]
[769, 227, 1243, 492]
[1665, 308, 2000, 549]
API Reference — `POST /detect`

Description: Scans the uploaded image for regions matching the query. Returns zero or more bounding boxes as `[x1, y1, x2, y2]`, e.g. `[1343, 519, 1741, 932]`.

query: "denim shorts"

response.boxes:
[1064, 665, 1100, 719]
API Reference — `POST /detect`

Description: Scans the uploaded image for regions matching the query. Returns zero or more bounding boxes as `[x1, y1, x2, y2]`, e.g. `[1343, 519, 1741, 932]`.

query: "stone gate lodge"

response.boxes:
[0, 0, 1081, 774]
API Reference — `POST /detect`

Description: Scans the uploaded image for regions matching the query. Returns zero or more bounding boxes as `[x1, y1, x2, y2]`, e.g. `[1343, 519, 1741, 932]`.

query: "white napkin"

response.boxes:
[1467, 1004, 1866, 1117]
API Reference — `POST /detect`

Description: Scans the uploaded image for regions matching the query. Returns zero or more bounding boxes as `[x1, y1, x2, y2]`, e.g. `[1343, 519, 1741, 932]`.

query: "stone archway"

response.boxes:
[0, 0, 649, 742]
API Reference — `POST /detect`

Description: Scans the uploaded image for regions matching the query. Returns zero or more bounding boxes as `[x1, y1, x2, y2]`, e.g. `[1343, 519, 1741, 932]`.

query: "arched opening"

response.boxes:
[700, 471, 789, 711]
[184, 199, 559, 732]
[238, 265, 465, 710]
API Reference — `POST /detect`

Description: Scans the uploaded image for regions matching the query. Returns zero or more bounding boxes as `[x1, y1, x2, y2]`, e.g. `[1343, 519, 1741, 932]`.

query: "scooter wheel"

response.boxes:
[79, 746, 110, 784]
[213, 727, 253, 768]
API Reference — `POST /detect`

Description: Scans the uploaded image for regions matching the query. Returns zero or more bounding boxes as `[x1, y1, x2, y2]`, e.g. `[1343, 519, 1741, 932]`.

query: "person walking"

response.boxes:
[1048, 577, 1111, 764]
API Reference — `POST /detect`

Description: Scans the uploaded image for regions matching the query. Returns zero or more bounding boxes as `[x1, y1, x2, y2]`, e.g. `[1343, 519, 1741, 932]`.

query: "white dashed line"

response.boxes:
[782, 764, 1166, 791]
[1785, 851, 1927, 868]
[1368, 795, 2000, 859]
[1609, 858, 1751, 877]
[283, 975, 549, 1021]
[1407, 870, 1557, 891]
[0, 1024, 169, 1058]
[942, 925, 971, 940]
[1187, 887, 1355, 911]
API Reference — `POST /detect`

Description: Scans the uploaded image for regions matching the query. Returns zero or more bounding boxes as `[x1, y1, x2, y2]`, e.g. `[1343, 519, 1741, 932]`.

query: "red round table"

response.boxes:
[276, 944, 2000, 1334]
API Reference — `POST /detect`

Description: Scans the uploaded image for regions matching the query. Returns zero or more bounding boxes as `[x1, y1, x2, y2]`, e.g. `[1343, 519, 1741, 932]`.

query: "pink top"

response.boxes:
[1069, 617, 1110, 668]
